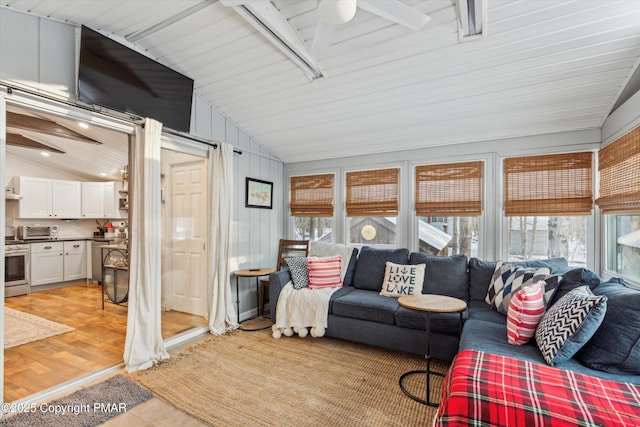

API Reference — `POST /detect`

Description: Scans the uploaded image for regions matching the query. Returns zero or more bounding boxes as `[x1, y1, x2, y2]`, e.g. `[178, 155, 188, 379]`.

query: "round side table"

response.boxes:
[234, 268, 275, 324]
[398, 294, 467, 407]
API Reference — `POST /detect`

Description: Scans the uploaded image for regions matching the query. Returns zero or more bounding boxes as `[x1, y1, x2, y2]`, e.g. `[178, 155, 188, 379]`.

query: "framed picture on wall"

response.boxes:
[245, 177, 273, 209]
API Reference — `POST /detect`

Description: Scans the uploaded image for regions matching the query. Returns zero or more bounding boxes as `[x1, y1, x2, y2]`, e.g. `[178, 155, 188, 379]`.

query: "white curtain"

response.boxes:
[124, 118, 169, 372]
[207, 143, 238, 334]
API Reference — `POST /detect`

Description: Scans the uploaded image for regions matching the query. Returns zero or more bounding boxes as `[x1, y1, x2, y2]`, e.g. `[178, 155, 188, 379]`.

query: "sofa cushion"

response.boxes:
[331, 289, 398, 325]
[352, 246, 409, 291]
[343, 249, 359, 287]
[549, 267, 600, 307]
[507, 282, 545, 345]
[380, 262, 425, 297]
[285, 257, 309, 289]
[535, 286, 607, 366]
[408, 253, 469, 301]
[468, 300, 507, 324]
[577, 279, 640, 375]
[395, 306, 468, 334]
[469, 258, 497, 302]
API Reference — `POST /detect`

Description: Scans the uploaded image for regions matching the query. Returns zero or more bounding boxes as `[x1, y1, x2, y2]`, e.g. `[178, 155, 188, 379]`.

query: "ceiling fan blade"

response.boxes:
[6, 133, 66, 154]
[358, 0, 431, 31]
[311, 20, 335, 58]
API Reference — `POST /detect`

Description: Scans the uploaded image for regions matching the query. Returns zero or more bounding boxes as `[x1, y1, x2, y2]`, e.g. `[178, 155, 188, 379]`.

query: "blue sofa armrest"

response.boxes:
[269, 270, 292, 322]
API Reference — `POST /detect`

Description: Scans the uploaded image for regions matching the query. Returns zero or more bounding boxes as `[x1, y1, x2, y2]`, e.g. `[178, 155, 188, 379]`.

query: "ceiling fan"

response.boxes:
[311, 0, 431, 56]
[221, 1, 431, 59]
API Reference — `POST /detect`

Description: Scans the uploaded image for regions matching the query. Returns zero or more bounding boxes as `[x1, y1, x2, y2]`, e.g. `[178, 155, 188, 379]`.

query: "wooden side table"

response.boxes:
[398, 294, 467, 407]
[233, 268, 275, 324]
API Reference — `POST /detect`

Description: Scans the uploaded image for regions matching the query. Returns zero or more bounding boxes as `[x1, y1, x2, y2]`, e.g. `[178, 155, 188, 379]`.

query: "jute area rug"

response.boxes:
[4, 307, 74, 349]
[130, 325, 450, 427]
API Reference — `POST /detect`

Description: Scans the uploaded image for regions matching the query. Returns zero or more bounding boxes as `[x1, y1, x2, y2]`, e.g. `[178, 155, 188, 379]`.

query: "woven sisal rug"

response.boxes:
[4, 308, 74, 349]
[130, 329, 449, 427]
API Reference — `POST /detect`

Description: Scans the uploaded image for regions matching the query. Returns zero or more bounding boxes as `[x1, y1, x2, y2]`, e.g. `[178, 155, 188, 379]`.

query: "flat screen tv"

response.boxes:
[78, 26, 194, 132]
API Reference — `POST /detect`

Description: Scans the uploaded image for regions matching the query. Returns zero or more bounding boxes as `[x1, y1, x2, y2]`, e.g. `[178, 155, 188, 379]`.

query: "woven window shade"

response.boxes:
[290, 174, 334, 217]
[597, 126, 640, 214]
[346, 168, 399, 217]
[415, 161, 483, 216]
[504, 152, 593, 216]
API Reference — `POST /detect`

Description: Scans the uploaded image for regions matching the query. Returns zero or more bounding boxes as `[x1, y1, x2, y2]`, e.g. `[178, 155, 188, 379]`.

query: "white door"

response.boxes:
[166, 159, 208, 316]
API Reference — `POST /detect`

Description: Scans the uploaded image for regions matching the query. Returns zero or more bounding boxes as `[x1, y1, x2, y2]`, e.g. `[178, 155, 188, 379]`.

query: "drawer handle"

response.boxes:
[44, 246, 52, 250]
[73, 244, 80, 248]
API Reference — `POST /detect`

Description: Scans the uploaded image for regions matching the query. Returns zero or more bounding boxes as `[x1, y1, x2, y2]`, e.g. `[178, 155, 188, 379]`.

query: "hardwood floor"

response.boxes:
[4, 283, 207, 402]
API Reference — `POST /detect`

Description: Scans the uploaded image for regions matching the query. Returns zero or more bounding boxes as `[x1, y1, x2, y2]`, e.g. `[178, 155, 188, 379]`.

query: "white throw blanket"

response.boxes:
[272, 241, 356, 339]
[272, 281, 339, 338]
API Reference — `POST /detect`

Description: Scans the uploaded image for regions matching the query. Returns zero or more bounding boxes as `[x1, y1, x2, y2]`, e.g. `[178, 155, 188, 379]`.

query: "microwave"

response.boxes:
[19, 225, 59, 240]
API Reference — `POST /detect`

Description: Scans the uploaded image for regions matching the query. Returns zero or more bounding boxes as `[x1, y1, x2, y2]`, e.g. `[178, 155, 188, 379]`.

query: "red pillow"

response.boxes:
[507, 282, 545, 345]
[307, 256, 342, 289]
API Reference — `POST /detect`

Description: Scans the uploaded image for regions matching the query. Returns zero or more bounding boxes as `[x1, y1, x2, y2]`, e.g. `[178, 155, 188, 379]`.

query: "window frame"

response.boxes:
[288, 172, 337, 243]
[343, 166, 401, 248]
[499, 151, 596, 267]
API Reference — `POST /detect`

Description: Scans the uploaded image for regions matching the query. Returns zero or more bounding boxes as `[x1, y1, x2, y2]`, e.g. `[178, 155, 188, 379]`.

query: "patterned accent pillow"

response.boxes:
[380, 262, 425, 298]
[285, 257, 309, 290]
[507, 282, 545, 345]
[535, 286, 608, 366]
[307, 256, 343, 289]
[486, 262, 560, 314]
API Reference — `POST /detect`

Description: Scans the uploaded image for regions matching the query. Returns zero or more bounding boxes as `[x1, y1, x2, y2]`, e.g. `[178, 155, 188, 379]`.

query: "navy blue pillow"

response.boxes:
[409, 253, 469, 301]
[577, 279, 640, 375]
[549, 268, 600, 307]
[468, 258, 497, 302]
[352, 246, 409, 291]
[342, 248, 359, 287]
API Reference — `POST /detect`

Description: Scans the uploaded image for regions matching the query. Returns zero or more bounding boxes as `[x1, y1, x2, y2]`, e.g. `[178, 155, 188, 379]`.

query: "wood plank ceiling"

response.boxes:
[3, 0, 640, 163]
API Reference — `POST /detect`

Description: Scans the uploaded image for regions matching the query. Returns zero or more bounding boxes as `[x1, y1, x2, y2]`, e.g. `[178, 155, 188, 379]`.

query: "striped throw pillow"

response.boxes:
[507, 281, 545, 345]
[307, 256, 343, 289]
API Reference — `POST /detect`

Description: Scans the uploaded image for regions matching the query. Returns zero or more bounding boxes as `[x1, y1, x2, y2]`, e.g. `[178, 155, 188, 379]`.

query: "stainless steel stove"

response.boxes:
[5, 235, 30, 297]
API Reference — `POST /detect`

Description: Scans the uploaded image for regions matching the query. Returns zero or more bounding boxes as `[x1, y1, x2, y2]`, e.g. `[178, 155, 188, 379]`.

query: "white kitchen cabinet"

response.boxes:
[52, 180, 82, 218]
[63, 240, 87, 281]
[30, 241, 64, 286]
[81, 182, 105, 218]
[14, 176, 81, 218]
[31, 240, 88, 286]
[82, 181, 119, 218]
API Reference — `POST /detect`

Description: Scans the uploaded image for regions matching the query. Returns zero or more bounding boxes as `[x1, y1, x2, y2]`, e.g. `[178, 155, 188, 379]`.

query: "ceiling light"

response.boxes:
[78, 122, 89, 129]
[318, 0, 357, 25]
[40, 151, 50, 157]
[100, 172, 108, 177]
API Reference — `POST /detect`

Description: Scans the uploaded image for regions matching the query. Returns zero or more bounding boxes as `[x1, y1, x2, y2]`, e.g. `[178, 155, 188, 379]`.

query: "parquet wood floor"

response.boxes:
[4, 283, 207, 402]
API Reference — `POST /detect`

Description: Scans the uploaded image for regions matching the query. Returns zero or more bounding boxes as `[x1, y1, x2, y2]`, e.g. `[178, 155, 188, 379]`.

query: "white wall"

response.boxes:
[284, 129, 601, 263]
[0, 7, 284, 320]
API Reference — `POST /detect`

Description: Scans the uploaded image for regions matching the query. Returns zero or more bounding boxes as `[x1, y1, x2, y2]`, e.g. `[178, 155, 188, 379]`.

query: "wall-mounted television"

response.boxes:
[78, 26, 194, 132]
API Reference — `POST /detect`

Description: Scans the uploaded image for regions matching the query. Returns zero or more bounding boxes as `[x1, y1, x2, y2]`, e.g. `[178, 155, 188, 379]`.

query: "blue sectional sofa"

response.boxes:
[268, 246, 640, 384]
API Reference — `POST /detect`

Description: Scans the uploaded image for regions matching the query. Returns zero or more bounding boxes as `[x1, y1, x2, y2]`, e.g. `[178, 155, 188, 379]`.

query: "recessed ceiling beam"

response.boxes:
[7, 111, 101, 144]
[6, 133, 66, 154]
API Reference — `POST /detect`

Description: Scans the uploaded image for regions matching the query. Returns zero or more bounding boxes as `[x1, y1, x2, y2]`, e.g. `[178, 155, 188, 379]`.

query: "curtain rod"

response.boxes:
[2, 83, 242, 155]
[161, 127, 242, 155]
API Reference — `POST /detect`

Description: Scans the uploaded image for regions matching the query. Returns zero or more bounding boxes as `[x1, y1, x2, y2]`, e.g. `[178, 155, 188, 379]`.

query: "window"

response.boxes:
[503, 152, 593, 265]
[415, 161, 482, 256]
[346, 168, 399, 248]
[290, 174, 334, 242]
[605, 215, 640, 282]
[597, 126, 640, 283]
